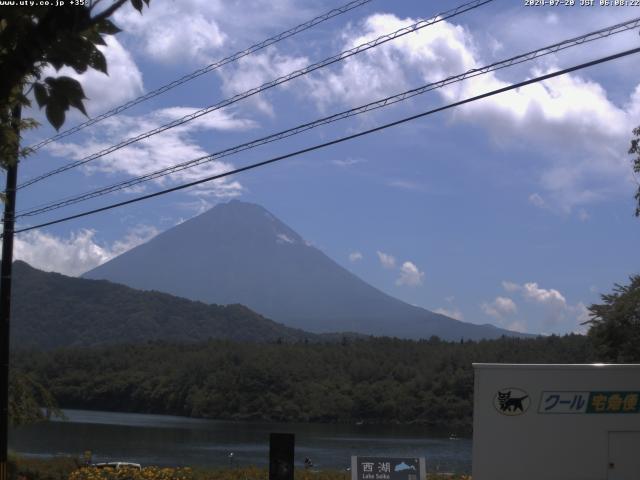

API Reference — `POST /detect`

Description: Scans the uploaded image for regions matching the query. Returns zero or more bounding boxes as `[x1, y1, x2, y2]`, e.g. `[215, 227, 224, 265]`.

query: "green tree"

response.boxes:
[585, 275, 640, 362]
[1, 0, 151, 165]
[628, 128, 640, 216]
[0, 0, 151, 438]
[8, 372, 63, 426]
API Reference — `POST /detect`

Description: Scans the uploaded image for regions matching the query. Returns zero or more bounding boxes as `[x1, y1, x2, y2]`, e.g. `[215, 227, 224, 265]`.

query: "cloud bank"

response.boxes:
[14, 226, 158, 277]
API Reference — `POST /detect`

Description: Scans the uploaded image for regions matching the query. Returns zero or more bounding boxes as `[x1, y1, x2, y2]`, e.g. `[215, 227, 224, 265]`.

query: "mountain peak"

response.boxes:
[84, 203, 523, 340]
[212, 199, 266, 212]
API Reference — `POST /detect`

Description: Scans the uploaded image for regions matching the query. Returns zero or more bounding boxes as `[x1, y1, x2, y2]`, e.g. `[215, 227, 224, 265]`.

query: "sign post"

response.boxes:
[351, 457, 426, 480]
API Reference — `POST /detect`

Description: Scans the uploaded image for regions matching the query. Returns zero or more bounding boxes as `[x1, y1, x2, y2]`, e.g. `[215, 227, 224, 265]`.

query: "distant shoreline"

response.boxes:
[10, 409, 473, 472]
[46, 407, 468, 436]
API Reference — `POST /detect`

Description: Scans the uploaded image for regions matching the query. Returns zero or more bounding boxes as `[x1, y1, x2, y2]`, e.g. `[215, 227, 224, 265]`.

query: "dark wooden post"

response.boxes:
[0, 104, 21, 480]
[269, 433, 295, 480]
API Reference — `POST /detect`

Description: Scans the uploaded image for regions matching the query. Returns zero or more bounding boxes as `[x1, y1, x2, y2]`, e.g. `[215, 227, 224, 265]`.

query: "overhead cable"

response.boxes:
[25, 0, 374, 152]
[16, 16, 640, 218]
[11, 46, 640, 235]
[17, 0, 494, 190]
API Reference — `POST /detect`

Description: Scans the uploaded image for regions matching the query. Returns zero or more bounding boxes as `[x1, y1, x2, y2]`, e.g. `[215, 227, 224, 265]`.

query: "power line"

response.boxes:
[16, 16, 640, 219]
[11, 46, 640, 236]
[17, 0, 494, 190]
[25, 0, 374, 153]
[19, 0, 491, 188]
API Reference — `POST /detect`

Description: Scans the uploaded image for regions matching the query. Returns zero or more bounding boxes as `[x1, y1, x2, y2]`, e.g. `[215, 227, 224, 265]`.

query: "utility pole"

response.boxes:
[0, 104, 21, 480]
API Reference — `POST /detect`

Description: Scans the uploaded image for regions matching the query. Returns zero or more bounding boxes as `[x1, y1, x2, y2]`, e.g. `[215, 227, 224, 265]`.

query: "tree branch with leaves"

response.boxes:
[0, 0, 150, 168]
[0, 0, 151, 429]
[9, 371, 64, 426]
[628, 127, 640, 217]
[584, 275, 640, 363]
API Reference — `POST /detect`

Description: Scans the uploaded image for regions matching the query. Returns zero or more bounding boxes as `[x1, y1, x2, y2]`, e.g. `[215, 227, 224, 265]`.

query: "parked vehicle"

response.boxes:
[91, 462, 142, 470]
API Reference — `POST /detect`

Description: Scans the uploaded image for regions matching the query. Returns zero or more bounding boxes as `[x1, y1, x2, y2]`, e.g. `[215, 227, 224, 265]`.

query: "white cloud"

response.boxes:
[332, 157, 367, 167]
[434, 307, 463, 321]
[501, 280, 588, 329]
[529, 193, 546, 208]
[115, 1, 226, 65]
[308, 11, 640, 212]
[14, 225, 158, 277]
[349, 251, 363, 262]
[41, 36, 143, 116]
[521, 282, 567, 309]
[176, 198, 215, 217]
[487, 36, 504, 57]
[110, 225, 160, 256]
[15, 230, 109, 277]
[305, 13, 475, 109]
[376, 250, 396, 269]
[158, 107, 258, 132]
[480, 296, 526, 333]
[46, 107, 256, 198]
[388, 179, 424, 191]
[502, 281, 521, 293]
[375, 250, 424, 287]
[572, 302, 591, 334]
[217, 48, 309, 116]
[481, 296, 517, 319]
[530, 192, 592, 221]
[115, 0, 320, 65]
[487, 7, 636, 76]
[446, 60, 639, 214]
[396, 261, 424, 287]
[507, 320, 527, 334]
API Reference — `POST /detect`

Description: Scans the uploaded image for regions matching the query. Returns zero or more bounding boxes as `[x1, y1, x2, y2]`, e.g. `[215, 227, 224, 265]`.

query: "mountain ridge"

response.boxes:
[11, 260, 319, 349]
[84, 200, 524, 340]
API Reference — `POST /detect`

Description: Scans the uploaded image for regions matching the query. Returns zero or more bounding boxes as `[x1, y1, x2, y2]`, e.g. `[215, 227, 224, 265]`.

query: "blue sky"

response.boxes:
[10, 0, 640, 335]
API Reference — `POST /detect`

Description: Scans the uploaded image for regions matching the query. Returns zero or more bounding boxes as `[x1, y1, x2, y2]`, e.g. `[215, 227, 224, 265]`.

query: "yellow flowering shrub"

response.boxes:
[294, 469, 347, 480]
[67, 464, 471, 480]
[69, 466, 193, 480]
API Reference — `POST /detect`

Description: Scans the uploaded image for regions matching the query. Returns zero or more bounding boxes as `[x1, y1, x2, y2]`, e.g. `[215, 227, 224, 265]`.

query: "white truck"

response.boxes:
[472, 363, 640, 480]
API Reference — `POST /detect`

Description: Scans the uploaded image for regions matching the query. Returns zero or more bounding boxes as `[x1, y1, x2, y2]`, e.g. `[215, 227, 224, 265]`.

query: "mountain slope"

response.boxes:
[11, 261, 316, 349]
[85, 201, 521, 340]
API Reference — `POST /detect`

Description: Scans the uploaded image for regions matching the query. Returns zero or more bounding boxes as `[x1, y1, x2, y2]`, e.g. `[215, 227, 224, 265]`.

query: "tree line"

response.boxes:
[13, 334, 595, 433]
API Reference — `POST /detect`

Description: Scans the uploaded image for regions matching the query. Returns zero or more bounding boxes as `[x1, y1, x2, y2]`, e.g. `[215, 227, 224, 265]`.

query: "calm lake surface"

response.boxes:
[9, 410, 471, 473]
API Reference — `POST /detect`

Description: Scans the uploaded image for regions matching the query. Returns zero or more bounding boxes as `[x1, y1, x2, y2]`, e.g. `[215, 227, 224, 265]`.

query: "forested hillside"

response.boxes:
[11, 261, 317, 348]
[14, 335, 594, 432]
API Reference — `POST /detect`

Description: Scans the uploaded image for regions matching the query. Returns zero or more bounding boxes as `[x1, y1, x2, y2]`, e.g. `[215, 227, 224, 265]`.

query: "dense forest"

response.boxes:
[10, 261, 317, 348]
[13, 334, 595, 432]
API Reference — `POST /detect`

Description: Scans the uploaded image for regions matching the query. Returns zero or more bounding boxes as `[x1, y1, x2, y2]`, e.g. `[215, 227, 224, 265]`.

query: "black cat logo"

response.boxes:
[493, 388, 530, 416]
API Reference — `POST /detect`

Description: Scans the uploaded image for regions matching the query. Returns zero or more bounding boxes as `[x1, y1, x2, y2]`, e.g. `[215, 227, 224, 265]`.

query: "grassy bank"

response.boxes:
[8, 457, 470, 480]
[9, 455, 79, 480]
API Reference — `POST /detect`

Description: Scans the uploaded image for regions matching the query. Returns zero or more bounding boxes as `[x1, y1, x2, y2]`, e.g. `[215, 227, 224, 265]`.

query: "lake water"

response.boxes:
[9, 410, 471, 473]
